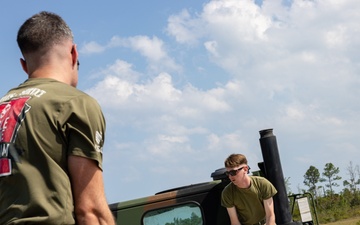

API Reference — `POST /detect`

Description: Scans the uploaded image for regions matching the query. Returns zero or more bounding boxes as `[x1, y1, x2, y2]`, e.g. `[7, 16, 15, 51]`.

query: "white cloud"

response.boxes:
[324, 25, 348, 49]
[79, 41, 106, 54]
[166, 9, 204, 45]
[158, 134, 188, 143]
[129, 36, 166, 61]
[127, 36, 182, 73]
[87, 72, 182, 110]
[101, 59, 140, 82]
[80, 35, 181, 74]
[87, 58, 234, 117]
[203, 0, 271, 41]
[285, 105, 305, 121]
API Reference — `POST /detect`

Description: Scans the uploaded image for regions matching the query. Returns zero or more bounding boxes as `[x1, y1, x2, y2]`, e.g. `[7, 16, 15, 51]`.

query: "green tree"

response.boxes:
[165, 213, 202, 225]
[343, 161, 360, 195]
[321, 162, 342, 197]
[343, 161, 360, 206]
[284, 177, 292, 195]
[304, 165, 320, 198]
[190, 212, 202, 225]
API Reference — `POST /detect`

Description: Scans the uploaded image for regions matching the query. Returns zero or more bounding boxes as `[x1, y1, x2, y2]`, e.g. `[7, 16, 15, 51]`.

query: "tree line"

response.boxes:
[292, 161, 360, 223]
[302, 161, 359, 200]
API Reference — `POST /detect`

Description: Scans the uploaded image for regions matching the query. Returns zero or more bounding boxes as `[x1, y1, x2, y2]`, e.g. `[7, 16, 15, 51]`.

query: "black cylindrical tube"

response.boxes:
[259, 129, 299, 225]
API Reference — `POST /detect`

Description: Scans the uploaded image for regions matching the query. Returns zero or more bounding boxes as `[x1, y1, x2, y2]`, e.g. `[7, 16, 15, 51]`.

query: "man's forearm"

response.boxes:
[75, 212, 115, 225]
[265, 214, 276, 225]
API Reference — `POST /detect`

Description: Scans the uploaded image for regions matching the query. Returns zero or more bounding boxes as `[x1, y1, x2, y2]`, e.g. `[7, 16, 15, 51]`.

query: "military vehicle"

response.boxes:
[109, 168, 230, 225]
[109, 129, 318, 225]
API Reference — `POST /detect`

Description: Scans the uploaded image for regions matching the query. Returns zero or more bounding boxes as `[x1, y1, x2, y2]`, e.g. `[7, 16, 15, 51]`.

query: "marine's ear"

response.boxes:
[71, 44, 79, 70]
[246, 165, 251, 174]
[20, 58, 28, 74]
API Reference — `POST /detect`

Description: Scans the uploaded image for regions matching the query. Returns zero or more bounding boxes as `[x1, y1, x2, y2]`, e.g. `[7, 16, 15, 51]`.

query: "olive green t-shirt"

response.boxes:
[0, 78, 105, 224]
[221, 176, 277, 225]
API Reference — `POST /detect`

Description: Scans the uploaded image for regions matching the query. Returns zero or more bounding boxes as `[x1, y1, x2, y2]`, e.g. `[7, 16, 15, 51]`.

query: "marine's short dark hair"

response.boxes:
[224, 153, 248, 168]
[17, 11, 73, 54]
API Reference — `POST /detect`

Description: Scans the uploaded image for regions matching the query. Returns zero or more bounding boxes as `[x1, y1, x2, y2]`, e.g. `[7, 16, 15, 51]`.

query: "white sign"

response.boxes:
[298, 197, 313, 222]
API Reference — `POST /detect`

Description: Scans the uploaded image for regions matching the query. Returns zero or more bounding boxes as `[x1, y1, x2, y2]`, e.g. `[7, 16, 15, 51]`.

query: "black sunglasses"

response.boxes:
[225, 167, 245, 176]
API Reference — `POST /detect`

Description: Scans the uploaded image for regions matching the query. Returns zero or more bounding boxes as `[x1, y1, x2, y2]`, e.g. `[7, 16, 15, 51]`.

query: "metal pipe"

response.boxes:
[259, 128, 302, 225]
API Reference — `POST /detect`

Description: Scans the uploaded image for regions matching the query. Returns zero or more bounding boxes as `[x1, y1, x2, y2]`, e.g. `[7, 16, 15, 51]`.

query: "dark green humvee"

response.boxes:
[109, 168, 318, 225]
[109, 129, 319, 225]
[109, 168, 231, 225]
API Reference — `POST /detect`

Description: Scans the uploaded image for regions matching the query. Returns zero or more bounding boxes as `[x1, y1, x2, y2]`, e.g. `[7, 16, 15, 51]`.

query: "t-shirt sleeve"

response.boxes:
[261, 178, 277, 200]
[221, 184, 234, 208]
[64, 94, 106, 170]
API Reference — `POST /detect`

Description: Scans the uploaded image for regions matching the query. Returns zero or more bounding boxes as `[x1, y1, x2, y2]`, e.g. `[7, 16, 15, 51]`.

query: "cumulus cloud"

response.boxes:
[87, 59, 233, 116]
[81, 35, 181, 74]
[166, 9, 204, 45]
[79, 41, 106, 54]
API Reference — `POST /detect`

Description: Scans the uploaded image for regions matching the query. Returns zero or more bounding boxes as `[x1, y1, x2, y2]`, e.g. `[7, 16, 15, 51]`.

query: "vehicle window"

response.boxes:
[143, 202, 203, 225]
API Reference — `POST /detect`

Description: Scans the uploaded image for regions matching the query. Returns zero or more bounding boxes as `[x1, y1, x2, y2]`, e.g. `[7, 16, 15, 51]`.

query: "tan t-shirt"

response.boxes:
[221, 176, 277, 225]
[0, 78, 105, 224]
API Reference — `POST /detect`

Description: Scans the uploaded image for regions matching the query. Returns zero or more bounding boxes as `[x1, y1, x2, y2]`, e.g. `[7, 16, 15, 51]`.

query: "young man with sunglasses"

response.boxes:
[221, 154, 277, 225]
[0, 11, 115, 224]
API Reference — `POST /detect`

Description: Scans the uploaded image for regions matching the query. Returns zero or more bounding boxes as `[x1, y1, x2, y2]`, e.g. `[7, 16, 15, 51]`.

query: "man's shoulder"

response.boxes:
[250, 176, 272, 186]
[250, 175, 268, 181]
[250, 175, 277, 197]
[2, 78, 98, 107]
[25, 78, 93, 100]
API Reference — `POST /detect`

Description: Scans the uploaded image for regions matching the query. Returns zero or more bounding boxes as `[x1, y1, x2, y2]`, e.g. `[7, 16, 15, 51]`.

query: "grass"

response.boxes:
[320, 216, 360, 225]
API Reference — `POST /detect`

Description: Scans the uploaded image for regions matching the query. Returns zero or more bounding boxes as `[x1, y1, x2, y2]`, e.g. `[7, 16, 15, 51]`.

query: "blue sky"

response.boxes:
[1, 0, 360, 203]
